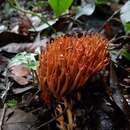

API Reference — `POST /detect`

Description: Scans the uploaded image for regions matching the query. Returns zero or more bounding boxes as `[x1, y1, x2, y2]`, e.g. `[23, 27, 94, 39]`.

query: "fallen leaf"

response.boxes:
[10, 64, 30, 77]
[19, 15, 32, 36]
[29, 19, 57, 32]
[3, 109, 37, 130]
[0, 25, 7, 33]
[10, 75, 29, 85]
[110, 64, 130, 117]
[0, 38, 48, 53]
[12, 86, 33, 94]
[0, 32, 32, 47]
[120, 1, 130, 24]
[75, 0, 95, 19]
[0, 55, 9, 72]
[123, 78, 130, 85]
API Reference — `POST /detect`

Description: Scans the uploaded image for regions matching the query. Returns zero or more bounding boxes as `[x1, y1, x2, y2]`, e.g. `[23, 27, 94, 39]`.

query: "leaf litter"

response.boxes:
[0, 0, 130, 130]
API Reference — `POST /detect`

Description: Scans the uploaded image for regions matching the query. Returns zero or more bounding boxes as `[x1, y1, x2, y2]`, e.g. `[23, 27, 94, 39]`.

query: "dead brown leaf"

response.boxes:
[2, 109, 37, 130]
[0, 55, 9, 72]
[10, 75, 29, 85]
[10, 64, 30, 77]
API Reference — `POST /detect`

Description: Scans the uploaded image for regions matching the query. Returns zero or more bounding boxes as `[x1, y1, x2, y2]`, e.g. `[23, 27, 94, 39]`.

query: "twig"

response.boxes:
[7, 0, 56, 33]
[109, 35, 130, 43]
[0, 104, 7, 130]
[98, 8, 121, 32]
[24, 89, 40, 107]
[33, 107, 68, 130]
[1, 82, 13, 103]
[0, 69, 13, 104]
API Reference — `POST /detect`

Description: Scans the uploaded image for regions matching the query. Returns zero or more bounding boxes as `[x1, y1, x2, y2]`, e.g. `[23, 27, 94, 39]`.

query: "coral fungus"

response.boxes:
[38, 33, 108, 102]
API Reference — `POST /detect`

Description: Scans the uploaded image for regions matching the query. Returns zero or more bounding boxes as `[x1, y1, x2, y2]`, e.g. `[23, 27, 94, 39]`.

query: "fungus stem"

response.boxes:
[64, 99, 73, 130]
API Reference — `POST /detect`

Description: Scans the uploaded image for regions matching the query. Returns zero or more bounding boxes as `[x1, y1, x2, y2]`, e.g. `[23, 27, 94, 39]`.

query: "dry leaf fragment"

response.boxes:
[10, 64, 30, 77]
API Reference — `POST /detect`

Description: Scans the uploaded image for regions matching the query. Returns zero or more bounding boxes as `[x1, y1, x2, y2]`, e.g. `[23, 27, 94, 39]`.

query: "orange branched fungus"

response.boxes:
[38, 33, 108, 102]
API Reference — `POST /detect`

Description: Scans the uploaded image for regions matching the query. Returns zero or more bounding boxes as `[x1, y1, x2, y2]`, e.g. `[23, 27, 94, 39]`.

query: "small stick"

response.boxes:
[0, 104, 7, 130]
[0, 68, 13, 104]
[109, 35, 130, 43]
[33, 106, 68, 130]
[98, 8, 121, 32]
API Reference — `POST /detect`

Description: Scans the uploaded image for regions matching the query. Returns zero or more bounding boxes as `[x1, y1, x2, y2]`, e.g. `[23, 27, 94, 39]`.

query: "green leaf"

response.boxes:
[7, 99, 17, 108]
[120, 1, 130, 33]
[48, 0, 73, 17]
[95, 0, 108, 5]
[122, 49, 130, 61]
[33, 1, 48, 8]
[124, 22, 130, 33]
[27, 61, 38, 70]
[9, 52, 38, 70]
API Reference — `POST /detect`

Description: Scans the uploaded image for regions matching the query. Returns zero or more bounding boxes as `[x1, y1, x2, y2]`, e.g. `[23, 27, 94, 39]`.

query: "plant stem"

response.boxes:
[98, 8, 121, 32]
[7, 0, 56, 33]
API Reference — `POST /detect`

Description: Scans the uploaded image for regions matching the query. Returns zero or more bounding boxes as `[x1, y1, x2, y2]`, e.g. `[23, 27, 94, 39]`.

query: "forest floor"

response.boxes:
[0, 0, 130, 130]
